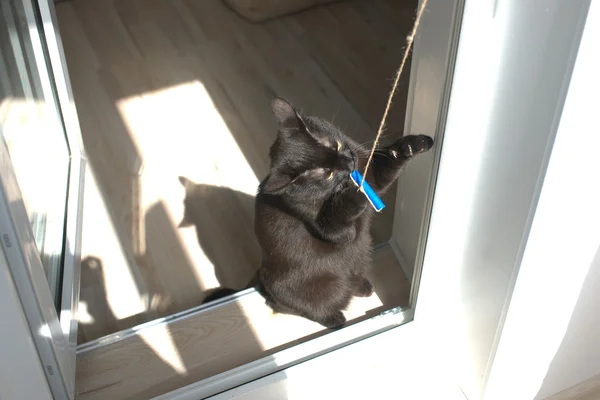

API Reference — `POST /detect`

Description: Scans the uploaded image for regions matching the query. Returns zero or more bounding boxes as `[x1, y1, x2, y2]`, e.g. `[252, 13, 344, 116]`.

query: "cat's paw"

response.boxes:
[353, 277, 374, 297]
[344, 187, 368, 213]
[319, 311, 346, 329]
[394, 134, 434, 159]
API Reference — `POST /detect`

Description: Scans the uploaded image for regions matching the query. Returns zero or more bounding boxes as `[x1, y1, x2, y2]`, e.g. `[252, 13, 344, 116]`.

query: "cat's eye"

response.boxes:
[327, 170, 334, 180]
[336, 140, 342, 151]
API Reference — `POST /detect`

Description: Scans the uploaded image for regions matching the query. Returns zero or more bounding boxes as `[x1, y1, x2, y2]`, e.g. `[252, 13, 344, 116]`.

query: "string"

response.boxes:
[360, 0, 429, 188]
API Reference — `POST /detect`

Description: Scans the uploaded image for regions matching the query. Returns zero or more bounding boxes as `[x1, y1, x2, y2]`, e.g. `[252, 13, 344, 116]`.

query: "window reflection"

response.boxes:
[0, 0, 70, 309]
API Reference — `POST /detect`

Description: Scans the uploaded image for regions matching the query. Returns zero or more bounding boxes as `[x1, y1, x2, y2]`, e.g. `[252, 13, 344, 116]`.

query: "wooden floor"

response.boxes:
[56, 0, 418, 342]
[543, 374, 600, 400]
[75, 245, 411, 400]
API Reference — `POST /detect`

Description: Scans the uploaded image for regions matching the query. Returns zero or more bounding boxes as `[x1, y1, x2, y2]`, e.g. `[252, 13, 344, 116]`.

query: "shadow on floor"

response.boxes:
[178, 176, 260, 291]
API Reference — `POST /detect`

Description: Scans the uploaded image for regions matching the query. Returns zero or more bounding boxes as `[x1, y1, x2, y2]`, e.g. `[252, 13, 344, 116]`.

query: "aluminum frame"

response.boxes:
[153, 306, 413, 400]
[0, 128, 72, 398]
[0, 0, 86, 397]
[36, 0, 88, 381]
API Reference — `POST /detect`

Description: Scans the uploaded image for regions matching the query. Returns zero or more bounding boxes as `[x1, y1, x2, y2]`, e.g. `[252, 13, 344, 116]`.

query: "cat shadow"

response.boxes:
[78, 256, 119, 342]
[177, 176, 261, 294]
[79, 255, 151, 343]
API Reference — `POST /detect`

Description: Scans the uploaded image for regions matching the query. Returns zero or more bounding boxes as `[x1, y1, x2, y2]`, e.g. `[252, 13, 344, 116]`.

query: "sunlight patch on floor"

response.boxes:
[241, 291, 385, 351]
[138, 323, 187, 375]
[115, 81, 260, 292]
[115, 80, 259, 196]
[77, 301, 95, 325]
[81, 168, 146, 320]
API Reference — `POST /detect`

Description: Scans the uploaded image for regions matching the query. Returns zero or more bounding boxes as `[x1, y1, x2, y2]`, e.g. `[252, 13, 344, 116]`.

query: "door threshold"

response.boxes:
[77, 241, 399, 354]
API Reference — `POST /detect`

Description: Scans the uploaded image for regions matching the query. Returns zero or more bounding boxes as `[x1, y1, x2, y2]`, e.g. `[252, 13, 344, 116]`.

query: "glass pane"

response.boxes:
[0, 0, 70, 310]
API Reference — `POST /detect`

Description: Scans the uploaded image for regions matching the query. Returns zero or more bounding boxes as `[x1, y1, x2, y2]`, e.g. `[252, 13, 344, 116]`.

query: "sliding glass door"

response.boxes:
[0, 0, 85, 397]
[1, 0, 70, 309]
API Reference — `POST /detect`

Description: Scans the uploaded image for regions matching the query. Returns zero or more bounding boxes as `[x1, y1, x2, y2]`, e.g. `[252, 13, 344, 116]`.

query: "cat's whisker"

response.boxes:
[331, 108, 340, 124]
[359, 150, 386, 160]
[358, 133, 394, 148]
[358, 139, 376, 147]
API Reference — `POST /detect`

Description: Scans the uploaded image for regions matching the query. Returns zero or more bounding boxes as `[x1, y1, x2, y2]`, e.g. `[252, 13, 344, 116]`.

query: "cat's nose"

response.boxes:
[346, 156, 356, 172]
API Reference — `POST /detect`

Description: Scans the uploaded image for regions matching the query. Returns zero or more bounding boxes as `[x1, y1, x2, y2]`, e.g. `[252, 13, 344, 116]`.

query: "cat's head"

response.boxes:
[262, 98, 358, 197]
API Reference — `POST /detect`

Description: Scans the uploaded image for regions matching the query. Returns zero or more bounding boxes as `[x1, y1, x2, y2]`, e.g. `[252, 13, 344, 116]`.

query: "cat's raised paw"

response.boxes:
[395, 134, 434, 158]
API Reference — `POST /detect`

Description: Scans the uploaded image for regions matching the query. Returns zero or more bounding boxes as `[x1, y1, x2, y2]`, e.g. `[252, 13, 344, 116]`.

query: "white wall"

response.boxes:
[0, 248, 53, 400]
[534, 5, 600, 397]
[482, 0, 598, 398]
[414, 0, 592, 399]
[535, 247, 600, 398]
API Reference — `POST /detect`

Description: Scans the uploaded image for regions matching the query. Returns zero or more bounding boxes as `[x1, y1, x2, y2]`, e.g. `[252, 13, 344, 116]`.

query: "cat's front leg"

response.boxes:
[350, 274, 374, 297]
[313, 188, 367, 244]
[367, 134, 434, 193]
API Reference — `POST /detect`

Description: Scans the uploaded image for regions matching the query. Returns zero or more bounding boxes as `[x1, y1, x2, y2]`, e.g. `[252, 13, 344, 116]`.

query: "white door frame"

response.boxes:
[484, 0, 598, 398]
[413, 0, 592, 398]
[37, 0, 88, 383]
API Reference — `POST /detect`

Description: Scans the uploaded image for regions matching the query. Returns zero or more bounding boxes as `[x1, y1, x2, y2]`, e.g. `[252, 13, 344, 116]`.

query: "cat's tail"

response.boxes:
[201, 271, 261, 305]
[201, 287, 238, 304]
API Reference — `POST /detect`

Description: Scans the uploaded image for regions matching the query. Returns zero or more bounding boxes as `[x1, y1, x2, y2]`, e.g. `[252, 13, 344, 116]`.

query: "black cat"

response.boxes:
[251, 98, 433, 329]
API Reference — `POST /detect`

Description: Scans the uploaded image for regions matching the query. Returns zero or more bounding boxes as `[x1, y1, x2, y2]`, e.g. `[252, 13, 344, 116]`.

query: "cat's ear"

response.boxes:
[178, 215, 193, 228]
[178, 176, 195, 193]
[263, 171, 292, 193]
[271, 97, 307, 132]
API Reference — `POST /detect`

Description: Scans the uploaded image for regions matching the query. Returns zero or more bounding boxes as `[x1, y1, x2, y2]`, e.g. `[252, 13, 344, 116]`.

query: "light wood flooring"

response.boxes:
[75, 245, 411, 400]
[56, 0, 418, 343]
[543, 374, 600, 400]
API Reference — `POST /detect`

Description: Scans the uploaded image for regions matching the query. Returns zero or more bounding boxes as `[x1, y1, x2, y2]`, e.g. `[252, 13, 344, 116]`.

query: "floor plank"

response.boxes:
[543, 374, 600, 400]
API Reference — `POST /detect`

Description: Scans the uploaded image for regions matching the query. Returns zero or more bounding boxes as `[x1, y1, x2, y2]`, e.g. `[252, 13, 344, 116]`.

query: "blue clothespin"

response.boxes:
[350, 170, 385, 212]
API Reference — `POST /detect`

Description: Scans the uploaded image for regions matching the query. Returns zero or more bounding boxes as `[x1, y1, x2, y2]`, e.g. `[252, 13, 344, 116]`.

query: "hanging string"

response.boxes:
[360, 0, 429, 188]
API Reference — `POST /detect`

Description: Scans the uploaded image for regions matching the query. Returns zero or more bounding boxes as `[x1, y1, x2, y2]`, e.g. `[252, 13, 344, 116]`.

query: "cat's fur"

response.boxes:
[252, 98, 433, 329]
